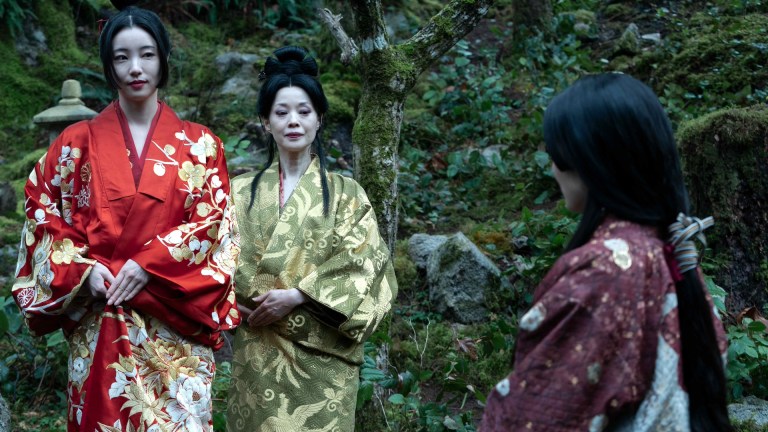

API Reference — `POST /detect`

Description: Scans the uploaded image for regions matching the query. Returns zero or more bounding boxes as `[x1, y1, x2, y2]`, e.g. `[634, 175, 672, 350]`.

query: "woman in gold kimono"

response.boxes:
[226, 46, 397, 431]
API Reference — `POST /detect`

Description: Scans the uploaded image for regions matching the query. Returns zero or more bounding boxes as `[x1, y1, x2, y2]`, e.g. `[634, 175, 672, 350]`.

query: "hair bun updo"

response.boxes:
[261, 46, 319, 81]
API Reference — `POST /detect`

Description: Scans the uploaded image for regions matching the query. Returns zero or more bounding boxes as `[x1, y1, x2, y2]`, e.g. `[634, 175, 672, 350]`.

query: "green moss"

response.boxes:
[0, 40, 54, 131]
[642, 13, 768, 101]
[0, 214, 23, 247]
[393, 239, 420, 294]
[602, 4, 634, 18]
[176, 21, 225, 45]
[34, 0, 88, 85]
[733, 419, 768, 432]
[325, 91, 355, 124]
[35, 0, 79, 55]
[0, 148, 47, 182]
[677, 105, 768, 299]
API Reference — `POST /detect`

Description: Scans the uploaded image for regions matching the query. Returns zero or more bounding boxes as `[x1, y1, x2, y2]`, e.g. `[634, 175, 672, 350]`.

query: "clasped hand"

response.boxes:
[238, 289, 308, 328]
[86, 259, 150, 307]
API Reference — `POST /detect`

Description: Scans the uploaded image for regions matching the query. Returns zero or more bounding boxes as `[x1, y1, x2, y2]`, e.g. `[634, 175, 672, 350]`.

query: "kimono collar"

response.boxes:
[278, 155, 320, 209]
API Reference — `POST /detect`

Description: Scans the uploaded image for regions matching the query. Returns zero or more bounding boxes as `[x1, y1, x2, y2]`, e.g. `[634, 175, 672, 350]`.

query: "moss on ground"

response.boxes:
[637, 13, 768, 103]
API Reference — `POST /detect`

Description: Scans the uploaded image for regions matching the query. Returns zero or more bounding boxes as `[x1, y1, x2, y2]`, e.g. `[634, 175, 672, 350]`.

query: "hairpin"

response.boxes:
[97, 18, 108, 35]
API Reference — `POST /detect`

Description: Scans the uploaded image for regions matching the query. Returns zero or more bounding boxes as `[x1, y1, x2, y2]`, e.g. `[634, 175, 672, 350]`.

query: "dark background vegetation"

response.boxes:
[1, 0, 768, 430]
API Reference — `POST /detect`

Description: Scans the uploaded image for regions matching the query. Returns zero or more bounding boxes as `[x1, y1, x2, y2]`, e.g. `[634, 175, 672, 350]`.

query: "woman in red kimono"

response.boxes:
[480, 74, 732, 431]
[12, 6, 239, 432]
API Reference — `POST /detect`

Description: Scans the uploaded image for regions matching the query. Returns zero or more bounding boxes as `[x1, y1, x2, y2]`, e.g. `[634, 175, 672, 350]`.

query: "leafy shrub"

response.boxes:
[0, 0, 34, 38]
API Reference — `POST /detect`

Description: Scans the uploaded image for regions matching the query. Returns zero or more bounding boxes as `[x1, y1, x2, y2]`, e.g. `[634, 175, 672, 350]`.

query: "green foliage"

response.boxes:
[357, 316, 517, 431]
[405, 40, 512, 151]
[222, 135, 252, 160]
[0, 295, 69, 426]
[505, 202, 578, 289]
[212, 361, 231, 431]
[0, 148, 46, 183]
[0, 0, 33, 38]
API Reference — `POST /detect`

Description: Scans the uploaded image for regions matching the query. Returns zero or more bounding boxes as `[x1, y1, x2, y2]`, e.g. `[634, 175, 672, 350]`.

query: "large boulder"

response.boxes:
[677, 105, 768, 312]
[214, 52, 259, 98]
[0, 392, 9, 432]
[729, 396, 768, 427]
[426, 232, 509, 324]
[408, 233, 448, 270]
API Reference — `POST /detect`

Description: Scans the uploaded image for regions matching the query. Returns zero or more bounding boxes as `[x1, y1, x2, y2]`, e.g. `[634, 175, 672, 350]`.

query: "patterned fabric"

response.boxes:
[227, 158, 397, 431]
[480, 217, 727, 432]
[12, 102, 240, 432]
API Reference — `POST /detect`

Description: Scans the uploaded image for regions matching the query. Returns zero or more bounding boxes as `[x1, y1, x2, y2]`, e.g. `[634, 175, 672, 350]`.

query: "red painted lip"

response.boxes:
[285, 133, 303, 138]
[129, 81, 146, 90]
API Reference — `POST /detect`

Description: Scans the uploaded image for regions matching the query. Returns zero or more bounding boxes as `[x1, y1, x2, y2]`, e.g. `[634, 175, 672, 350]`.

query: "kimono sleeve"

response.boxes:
[130, 130, 240, 345]
[297, 181, 397, 343]
[12, 135, 97, 336]
[480, 263, 654, 432]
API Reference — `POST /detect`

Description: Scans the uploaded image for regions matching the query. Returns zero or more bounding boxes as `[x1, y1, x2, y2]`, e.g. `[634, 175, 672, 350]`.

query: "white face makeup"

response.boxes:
[112, 27, 160, 104]
[264, 86, 320, 158]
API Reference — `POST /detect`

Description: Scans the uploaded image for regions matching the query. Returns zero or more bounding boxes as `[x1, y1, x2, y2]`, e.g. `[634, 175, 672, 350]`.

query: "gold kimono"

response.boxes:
[227, 158, 397, 431]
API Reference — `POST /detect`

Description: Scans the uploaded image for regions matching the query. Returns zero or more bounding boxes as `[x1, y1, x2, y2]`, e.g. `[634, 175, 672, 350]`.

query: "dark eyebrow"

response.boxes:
[274, 102, 312, 108]
[113, 45, 157, 52]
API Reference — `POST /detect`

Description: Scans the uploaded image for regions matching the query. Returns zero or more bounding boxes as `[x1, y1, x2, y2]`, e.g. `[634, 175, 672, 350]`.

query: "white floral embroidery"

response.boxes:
[495, 378, 510, 397]
[167, 374, 212, 432]
[520, 302, 546, 332]
[603, 238, 632, 270]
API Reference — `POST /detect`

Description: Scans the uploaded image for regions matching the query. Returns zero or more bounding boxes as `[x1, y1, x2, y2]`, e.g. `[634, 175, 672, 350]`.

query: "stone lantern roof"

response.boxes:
[33, 79, 99, 145]
[33, 79, 98, 124]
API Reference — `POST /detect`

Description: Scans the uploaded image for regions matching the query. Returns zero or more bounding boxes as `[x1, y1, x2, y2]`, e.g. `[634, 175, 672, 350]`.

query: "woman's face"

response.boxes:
[112, 26, 160, 104]
[265, 86, 319, 157]
[552, 162, 587, 213]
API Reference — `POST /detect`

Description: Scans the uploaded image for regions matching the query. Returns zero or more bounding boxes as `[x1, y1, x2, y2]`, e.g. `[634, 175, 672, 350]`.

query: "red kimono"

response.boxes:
[480, 218, 727, 431]
[12, 102, 240, 432]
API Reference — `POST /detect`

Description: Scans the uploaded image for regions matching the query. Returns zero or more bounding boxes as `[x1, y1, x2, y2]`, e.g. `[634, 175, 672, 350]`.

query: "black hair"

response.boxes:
[544, 73, 732, 431]
[249, 46, 331, 216]
[98, 6, 171, 90]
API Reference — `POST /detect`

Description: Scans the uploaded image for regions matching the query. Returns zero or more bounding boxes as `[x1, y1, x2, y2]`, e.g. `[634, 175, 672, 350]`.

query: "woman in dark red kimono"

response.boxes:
[12, 6, 239, 431]
[480, 74, 732, 431]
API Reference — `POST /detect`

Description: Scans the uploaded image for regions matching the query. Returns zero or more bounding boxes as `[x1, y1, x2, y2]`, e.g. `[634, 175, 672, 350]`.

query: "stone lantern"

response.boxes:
[33, 79, 98, 145]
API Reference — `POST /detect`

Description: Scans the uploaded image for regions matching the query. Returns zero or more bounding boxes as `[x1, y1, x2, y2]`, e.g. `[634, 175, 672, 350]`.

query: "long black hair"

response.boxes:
[98, 6, 171, 90]
[544, 73, 732, 432]
[249, 46, 331, 216]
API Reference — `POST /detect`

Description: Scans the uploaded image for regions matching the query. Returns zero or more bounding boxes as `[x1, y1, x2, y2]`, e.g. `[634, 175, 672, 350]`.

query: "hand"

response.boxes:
[85, 262, 114, 299]
[107, 259, 150, 306]
[245, 289, 308, 328]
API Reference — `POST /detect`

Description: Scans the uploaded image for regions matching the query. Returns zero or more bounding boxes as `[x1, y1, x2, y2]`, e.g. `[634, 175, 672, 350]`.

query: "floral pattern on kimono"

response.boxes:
[12, 101, 240, 432]
[480, 218, 727, 432]
[226, 158, 397, 432]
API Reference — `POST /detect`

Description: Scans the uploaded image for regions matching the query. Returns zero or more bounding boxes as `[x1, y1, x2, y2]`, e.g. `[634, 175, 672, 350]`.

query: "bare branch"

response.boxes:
[350, 0, 390, 54]
[403, 0, 494, 70]
[318, 8, 359, 65]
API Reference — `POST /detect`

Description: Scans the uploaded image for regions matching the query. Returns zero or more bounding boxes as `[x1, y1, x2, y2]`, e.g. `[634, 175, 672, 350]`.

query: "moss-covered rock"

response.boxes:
[614, 22, 641, 56]
[677, 105, 768, 311]
[637, 13, 768, 110]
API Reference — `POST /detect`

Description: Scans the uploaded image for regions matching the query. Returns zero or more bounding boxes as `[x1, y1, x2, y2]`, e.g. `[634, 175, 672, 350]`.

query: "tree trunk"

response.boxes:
[512, 0, 553, 34]
[322, 0, 494, 252]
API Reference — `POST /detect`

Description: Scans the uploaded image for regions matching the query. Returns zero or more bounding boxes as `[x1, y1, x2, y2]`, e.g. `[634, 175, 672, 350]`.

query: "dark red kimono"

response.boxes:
[480, 218, 727, 431]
